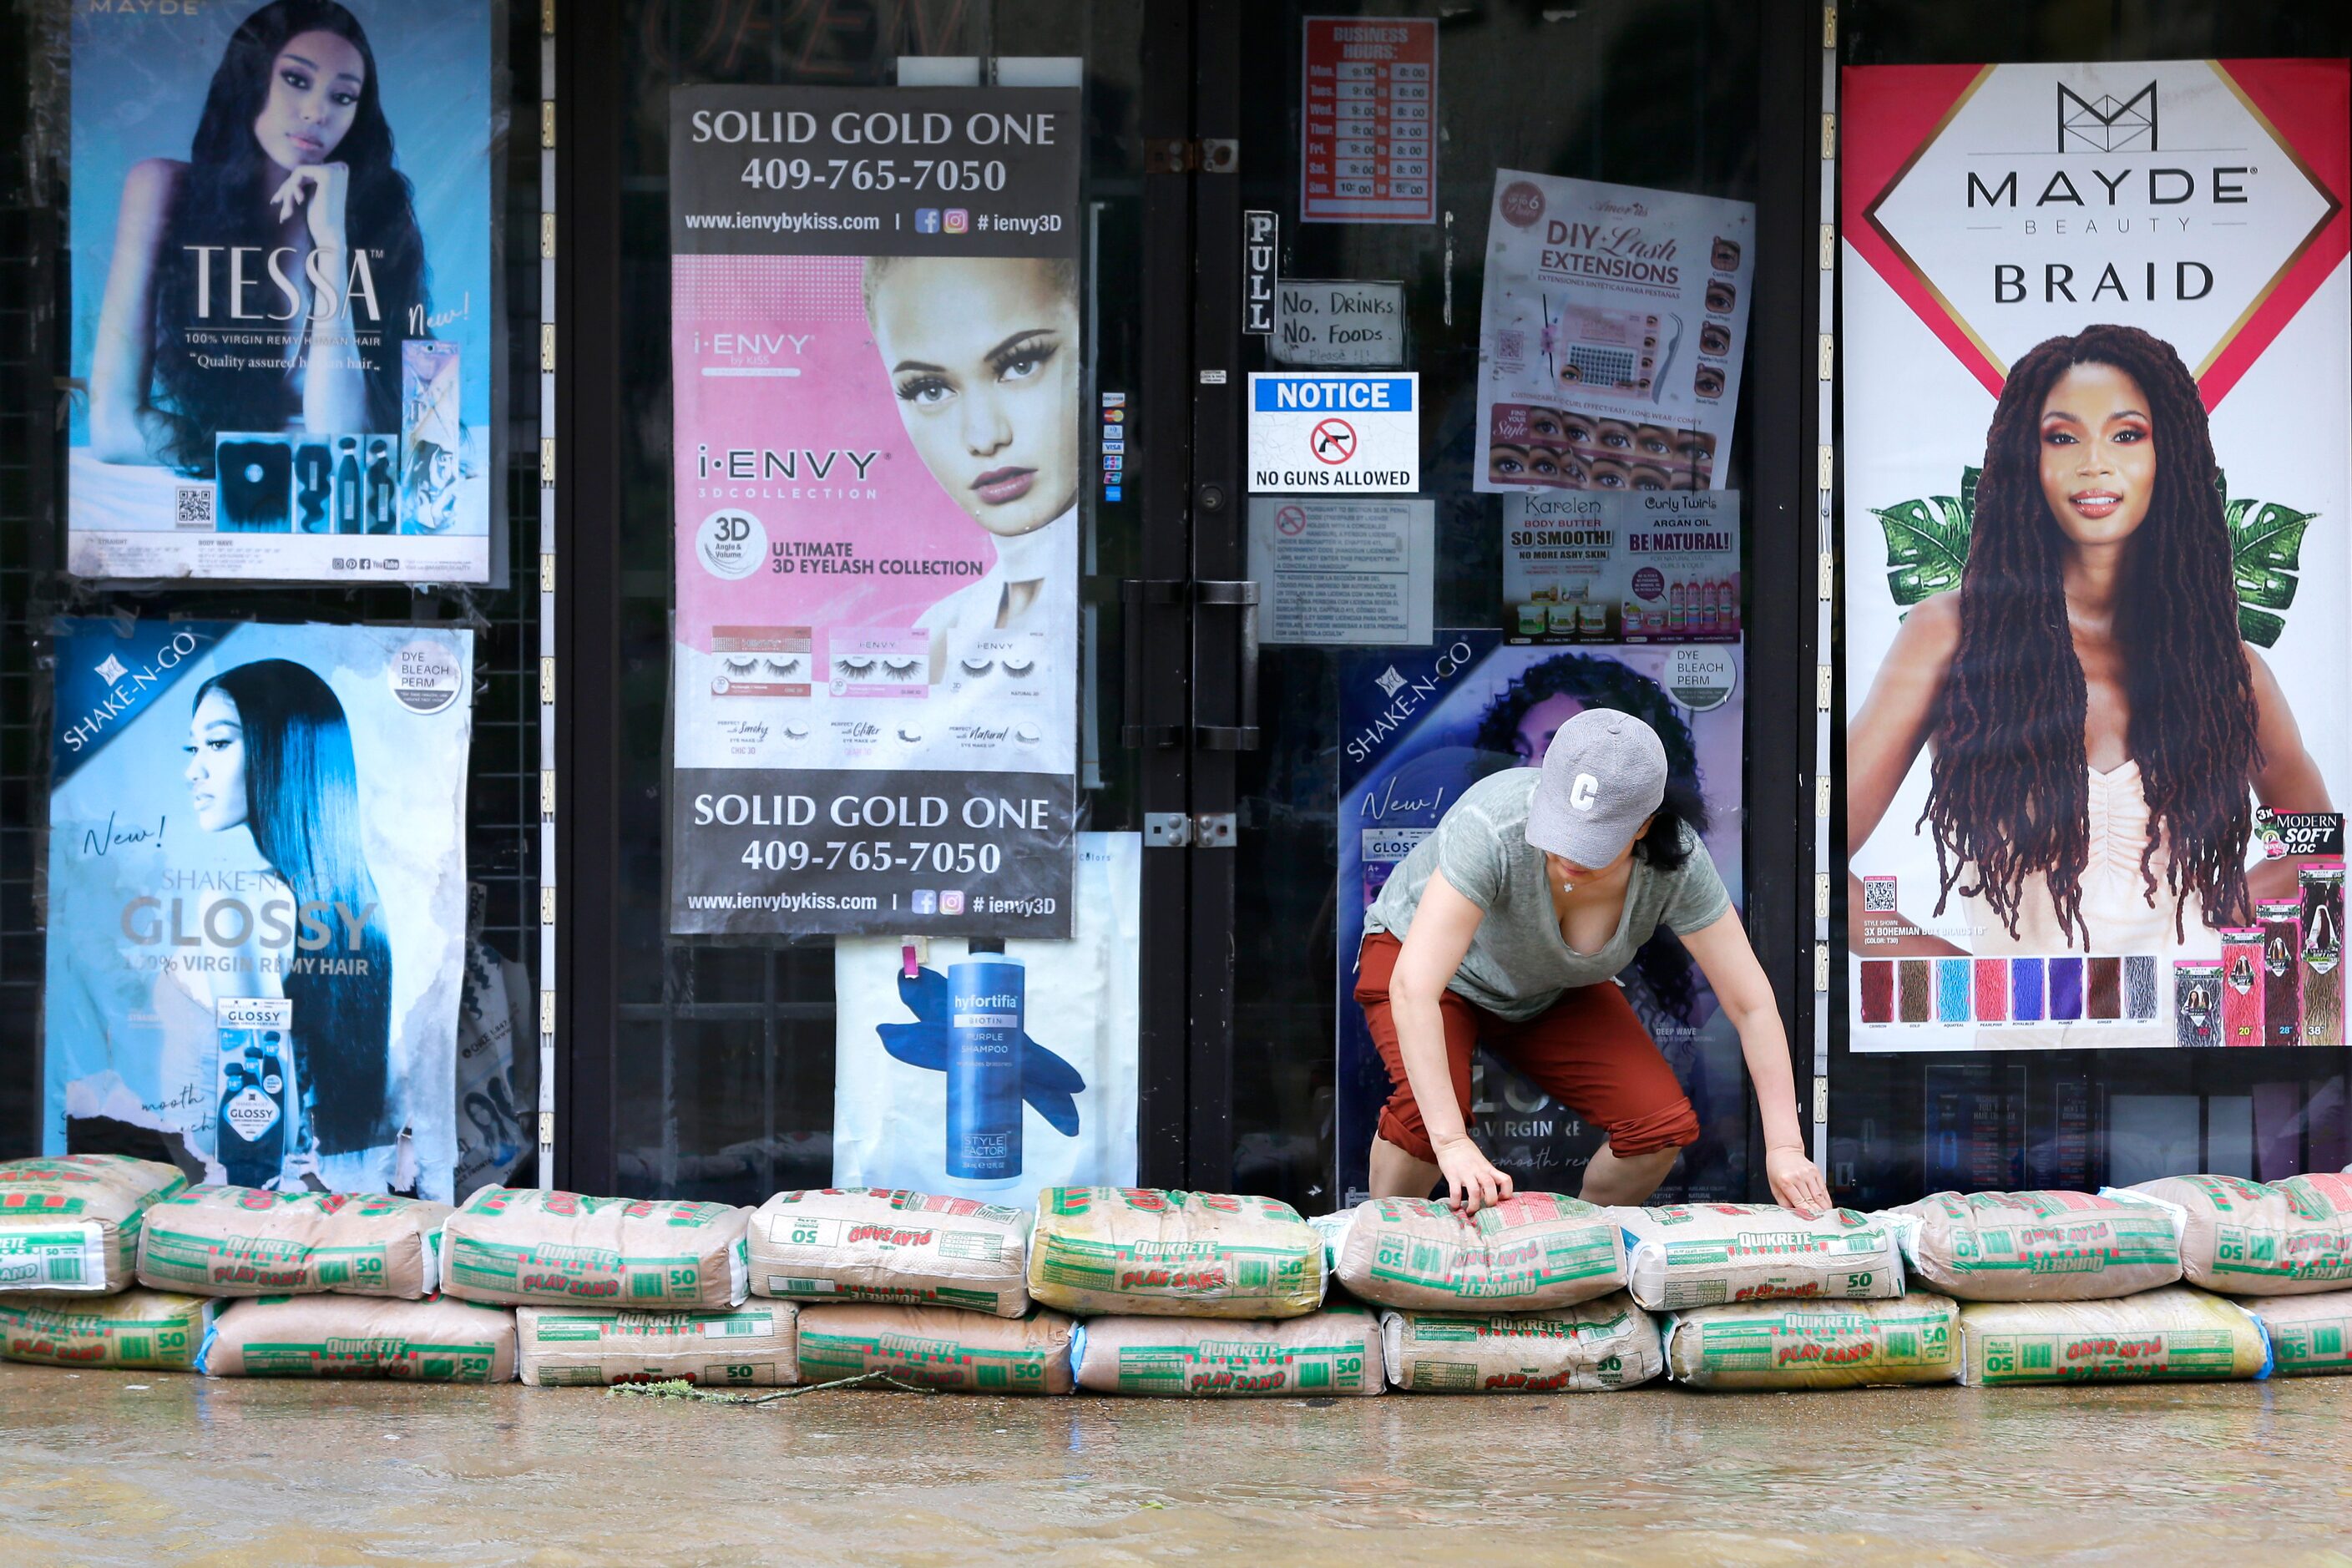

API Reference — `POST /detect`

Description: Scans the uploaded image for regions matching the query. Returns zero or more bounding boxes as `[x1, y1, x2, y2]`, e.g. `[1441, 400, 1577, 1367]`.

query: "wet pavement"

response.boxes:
[3, 1365, 2349, 1565]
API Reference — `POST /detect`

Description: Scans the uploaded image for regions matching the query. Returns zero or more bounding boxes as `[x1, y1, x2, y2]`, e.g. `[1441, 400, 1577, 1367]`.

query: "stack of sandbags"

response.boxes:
[2233, 1292, 2352, 1377]
[2117, 1174, 2352, 1297]
[200, 1294, 518, 1382]
[516, 1302, 799, 1388]
[796, 1302, 1076, 1393]
[1619, 1203, 1904, 1311]
[1664, 1293, 1960, 1389]
[1956, 1286, 2272, 1386]
[438, 1187, 750, 1308]
[0, 1155, 205, 1373]
[1380, 1293, 1661, 1393]
[1318, 1193, 1625, 1312]
[1885, 1190, 2183, 1301]
[1072, 1303, 1382, 1397]
[746, 1188, 1029, 1315]
[0, 1289, 215, 1371]
[137, 1187, 449, 1297]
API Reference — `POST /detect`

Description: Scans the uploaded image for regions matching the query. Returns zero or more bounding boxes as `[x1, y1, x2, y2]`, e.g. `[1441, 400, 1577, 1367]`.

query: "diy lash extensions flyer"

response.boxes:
[1841, 59, 2350, 1052]
[1475, 170, 1756, 498]
[44, 620, 475, 1201]
[67, 0, 494, 584]
[667, 87, 1081, 938]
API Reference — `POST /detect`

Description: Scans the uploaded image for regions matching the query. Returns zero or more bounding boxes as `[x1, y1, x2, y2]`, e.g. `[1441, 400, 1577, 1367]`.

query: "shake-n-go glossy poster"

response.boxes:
[68, 0, 494, 584]
[667, 89, 1081, 937]
[1841, 60, 2349, 1051]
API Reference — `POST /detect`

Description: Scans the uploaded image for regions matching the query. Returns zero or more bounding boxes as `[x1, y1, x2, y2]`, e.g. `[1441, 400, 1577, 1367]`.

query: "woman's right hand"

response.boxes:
[1433, 1133, 1514, 1214]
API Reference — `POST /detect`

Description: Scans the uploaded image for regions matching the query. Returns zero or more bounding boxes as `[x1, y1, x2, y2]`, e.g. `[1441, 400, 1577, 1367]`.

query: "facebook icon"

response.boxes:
[914, 208, 941, 234]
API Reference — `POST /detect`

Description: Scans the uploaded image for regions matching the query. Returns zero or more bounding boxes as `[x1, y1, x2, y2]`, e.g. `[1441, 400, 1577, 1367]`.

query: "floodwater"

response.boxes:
[3, 1366, 2349, 1565]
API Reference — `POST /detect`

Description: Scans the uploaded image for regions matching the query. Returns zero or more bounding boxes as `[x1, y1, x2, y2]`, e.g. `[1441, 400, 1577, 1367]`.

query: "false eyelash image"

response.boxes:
[882, 658, 922, 678]
[896, 726, 923, 743]
[836, 656, 877, 676]
[1002, 656, 1037, 677]
[762, 658, 801, 676]
[722, 657, 757, 675]
[960, 656, 994, 675]
[1014, 723, 1042, 745]
[782, 723, 810, 740]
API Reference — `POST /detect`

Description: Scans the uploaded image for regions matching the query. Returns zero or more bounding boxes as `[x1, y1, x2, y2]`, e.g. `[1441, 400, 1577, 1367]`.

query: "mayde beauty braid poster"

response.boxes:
[44, 620, 475, 1200]
[1841, 60, 2350, 1052]
[67, 0, 493, 584]
[666, 88, 1081, 937]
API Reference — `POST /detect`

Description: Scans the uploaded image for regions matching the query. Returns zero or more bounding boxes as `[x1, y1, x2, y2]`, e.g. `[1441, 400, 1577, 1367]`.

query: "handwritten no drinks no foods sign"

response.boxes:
[1247, 372, 1420, 493]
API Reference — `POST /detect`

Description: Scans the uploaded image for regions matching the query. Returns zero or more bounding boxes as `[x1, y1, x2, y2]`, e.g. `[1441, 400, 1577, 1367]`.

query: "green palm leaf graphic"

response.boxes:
[1872, 466, 1978, 608]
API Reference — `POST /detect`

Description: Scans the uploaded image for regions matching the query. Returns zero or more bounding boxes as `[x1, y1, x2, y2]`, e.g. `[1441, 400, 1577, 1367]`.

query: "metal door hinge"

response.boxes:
[1146, 138, 1238, 175]
[1145, 812, 1192, 848]
[1194, 812, 1237, 848]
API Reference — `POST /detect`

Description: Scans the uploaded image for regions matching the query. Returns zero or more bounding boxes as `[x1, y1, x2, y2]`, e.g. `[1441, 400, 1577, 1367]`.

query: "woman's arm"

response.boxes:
[1679, 905, 1834, 1216]
[88, 159, 182, 464]
[2246, 647, 2336, 903]
[276, 164, 372, 436]
[1846, 592, 1966, 955]
[1388, 869, 1514, 1212]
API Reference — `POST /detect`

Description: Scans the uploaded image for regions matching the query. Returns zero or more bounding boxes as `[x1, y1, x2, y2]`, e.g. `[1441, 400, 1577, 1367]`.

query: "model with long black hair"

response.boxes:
[1849, 324, 2330, 976]
[89, 0, 428, 473]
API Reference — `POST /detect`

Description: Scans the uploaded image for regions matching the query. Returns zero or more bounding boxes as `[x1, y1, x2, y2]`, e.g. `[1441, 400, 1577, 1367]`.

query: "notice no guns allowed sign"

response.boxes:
[1247, 373, 1420, 493]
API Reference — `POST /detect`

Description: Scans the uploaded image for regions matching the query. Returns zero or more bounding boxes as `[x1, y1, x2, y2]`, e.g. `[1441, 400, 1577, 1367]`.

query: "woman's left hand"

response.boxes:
[1764, 1144, 1834, 1218]
[271, 162, 351, 256]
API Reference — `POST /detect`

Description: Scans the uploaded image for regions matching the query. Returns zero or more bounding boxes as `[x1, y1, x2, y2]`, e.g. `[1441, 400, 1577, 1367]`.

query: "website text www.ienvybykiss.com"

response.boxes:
[680, 210, 1065, 234]
[685, 891, 881, 913]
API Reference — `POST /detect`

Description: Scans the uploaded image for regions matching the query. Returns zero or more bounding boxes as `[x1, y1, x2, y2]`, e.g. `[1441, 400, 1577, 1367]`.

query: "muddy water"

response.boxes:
[3, 1365, 2349, 1565]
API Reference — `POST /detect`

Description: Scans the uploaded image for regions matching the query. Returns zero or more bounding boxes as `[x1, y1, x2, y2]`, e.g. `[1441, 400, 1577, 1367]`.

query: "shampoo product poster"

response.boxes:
[1475, 170, 1755, 496]
[44, 620, 475, 1201]
[68, 0, 494, 584]
[832, 832, 1140, 1199]
[667, 87, 1083, 937]
[1841, 59, 2350, 1052]
[1334, 634, 1748, 1205]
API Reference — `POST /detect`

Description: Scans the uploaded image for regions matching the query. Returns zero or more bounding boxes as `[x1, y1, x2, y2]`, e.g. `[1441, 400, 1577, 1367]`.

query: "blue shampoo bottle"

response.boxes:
[946, 938, 1024, 1186]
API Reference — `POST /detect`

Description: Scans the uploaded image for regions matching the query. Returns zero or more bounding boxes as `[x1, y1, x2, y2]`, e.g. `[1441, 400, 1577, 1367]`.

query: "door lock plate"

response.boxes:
[1145, 812, 1192, 848]
[1194, 812, 1237, 848]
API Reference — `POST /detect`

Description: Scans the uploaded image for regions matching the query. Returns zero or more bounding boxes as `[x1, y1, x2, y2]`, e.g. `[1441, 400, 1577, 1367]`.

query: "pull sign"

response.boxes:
[1242, 210, 1278, 336]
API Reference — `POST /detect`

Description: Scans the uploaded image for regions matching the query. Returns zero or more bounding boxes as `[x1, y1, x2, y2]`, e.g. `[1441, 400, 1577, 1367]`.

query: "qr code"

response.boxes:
[174, 486, 215, 530]
[1497, 329, 1525, 359]
[1862, 876, 1899, 913]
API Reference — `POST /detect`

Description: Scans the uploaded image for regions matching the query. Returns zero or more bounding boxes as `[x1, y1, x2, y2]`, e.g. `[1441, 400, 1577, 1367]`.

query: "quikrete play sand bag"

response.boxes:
[2119, 1174, 2352, 1296]
[1318, 1193, 1625, 1312]
[1956, 1287, 2273, 1386]
[1619, 1204, 1904, 1311]
[1073, 1306, 1383, 1397]
[1378, 1292, 1661, 1393]
[746, 1188, 1029, 1317]
[515, 1302, 798, 1388]
[438, 1188, 749, 1309]
[1887, 1190, 2182, 1302]
[200, 1294, 518, 1381]
[1664, 1292, 1960, 1389]
[1028, 1187, 1323, 1319]
[135, 1186, 451, 1299]
[0, 1155, 188, 1294]
[0, 1288, 215, 1370]
[2235, 1289, 2352, 1376]
[794, 1302, 1075, 1393]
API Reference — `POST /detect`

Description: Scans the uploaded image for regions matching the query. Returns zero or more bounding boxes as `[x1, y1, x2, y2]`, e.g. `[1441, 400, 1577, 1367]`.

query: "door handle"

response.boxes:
[1120, 579, 1184, 749]
[1193, 579, 1260, 751]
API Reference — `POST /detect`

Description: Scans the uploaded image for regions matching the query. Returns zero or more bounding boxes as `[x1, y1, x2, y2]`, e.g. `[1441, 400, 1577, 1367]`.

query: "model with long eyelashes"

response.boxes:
[1848, 324, 2332, 989]
[89, 0, 429, 472]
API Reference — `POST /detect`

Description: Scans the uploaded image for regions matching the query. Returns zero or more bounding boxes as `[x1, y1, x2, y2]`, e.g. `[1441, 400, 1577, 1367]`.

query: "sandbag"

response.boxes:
[0, 1288, 214, 1370]
[1029, 1187, 1323, 1319]
[1664, 1292, 1960, 1389]
[2236, 1289, 2352, 1377]
[0, 1155, 188, 1294]
[1379, 1292, 1660, 1393]
[1318, 1193, 1624, 1313]
[1888, 1190, 2181, 1302]
[1957, 1287, 2272, 1386]
[746, 1188, 1029, 1317]
[2119, 1174, 2352, 1296]
[438, 1188, 749, 1308]
[136, 1186, 450, 1298]
[1073, 1306, 1383, 1398]
[1620, 1204, 1904, 1311]
[794, 1302, 1075, 1393]
[200, 1294, 518, 1381]
[516, 1302, 798, 1388]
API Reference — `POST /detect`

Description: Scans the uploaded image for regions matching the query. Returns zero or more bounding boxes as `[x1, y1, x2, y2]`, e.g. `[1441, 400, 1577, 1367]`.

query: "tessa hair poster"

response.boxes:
[44, 620, 475, 1201]
[67, 0, 493, 584]
[1840, 60, 2350, 1052]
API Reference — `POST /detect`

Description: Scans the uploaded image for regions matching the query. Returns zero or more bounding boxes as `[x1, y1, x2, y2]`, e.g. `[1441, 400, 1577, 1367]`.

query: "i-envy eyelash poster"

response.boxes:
[666, 87, 1082, 938]
[66, 0, 493, 584]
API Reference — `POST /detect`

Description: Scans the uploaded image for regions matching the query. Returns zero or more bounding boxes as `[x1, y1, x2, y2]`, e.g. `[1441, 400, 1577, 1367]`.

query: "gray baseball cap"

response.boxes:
[1525, 708, 1669, 867]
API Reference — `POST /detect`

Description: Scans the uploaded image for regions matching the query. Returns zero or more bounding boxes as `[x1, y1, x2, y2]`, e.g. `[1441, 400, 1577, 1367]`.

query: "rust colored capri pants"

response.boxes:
[1355, 932, 1700, 1162]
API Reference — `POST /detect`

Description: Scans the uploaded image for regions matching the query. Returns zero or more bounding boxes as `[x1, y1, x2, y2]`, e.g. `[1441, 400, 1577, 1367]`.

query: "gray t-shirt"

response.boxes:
[1361, 768, 1731, 1021]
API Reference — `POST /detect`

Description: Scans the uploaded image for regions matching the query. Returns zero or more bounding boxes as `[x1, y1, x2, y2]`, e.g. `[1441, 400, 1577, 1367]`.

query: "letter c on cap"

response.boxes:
[1570, 773, 1598, 812]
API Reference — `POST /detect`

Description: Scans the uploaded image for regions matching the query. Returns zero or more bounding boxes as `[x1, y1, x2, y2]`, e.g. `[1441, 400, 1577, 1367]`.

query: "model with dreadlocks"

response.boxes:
[1849, 324, 2331, 1039]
